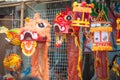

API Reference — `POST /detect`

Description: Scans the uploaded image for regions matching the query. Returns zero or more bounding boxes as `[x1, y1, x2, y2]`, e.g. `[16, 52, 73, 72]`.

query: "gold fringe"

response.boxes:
[74, 35, 82, 80]
[90, 27, 112, 32]
[92, 46, 112, 51]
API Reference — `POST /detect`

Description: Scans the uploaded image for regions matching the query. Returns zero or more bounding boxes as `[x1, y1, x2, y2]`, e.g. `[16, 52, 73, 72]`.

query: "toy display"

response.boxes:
[3, 53, 21, 71]
[90, 9, 113, 79]
[20, 13, 51, 80]
[0, 0, 120, 80]
[0, 26, 20, 46]
[54, 6, 82, 80]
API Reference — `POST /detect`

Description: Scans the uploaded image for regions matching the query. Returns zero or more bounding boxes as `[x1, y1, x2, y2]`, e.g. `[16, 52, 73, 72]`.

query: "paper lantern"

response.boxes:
[90, 22, 113, 51]
[3, 53, 22, 71]
[116, 18, 120, 45]
[72, 1, 94, 28]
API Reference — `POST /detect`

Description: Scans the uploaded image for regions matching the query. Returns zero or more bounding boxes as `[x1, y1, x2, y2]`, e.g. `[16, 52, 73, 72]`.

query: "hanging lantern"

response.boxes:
[72, 1, 94, 28]
[90, 22, 112, 51]
[116, 18, 120, 45]
[90, 21, 112, 80]
[3, 53, 22, 71]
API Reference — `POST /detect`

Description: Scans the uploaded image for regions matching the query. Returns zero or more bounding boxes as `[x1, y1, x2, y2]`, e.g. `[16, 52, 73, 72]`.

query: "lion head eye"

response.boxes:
[65, 15, 72, 21]
[36, 22, 47, 29]
[38, 23, 45, 28]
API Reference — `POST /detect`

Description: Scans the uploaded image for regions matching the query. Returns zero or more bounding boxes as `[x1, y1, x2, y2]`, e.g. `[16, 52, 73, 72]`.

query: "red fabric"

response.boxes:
[66, 34, 82, 80]
[94, 51, 109, 80]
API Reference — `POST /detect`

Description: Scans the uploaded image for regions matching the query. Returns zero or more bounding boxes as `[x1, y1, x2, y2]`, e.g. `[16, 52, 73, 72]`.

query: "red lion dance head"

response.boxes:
[54, 6, 73, 34]
[53, 7, 74, 47]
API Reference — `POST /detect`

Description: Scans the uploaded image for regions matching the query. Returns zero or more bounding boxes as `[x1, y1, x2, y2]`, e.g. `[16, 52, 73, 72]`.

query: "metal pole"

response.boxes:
[20, 1, 24, 28]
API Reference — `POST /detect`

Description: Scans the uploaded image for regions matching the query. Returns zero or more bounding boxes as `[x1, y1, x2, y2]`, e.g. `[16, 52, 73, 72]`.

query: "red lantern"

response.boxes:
[116, 18, 120, 45]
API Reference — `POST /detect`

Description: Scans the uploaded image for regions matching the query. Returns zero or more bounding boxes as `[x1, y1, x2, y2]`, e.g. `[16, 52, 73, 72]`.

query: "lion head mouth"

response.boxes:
[20, 31, 37, 40]
[20, 30, 47, 42]
[20, 30, 47, 56]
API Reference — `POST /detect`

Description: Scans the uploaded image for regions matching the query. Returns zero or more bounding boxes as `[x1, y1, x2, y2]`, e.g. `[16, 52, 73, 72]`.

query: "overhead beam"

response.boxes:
[0, 0, 71, 8]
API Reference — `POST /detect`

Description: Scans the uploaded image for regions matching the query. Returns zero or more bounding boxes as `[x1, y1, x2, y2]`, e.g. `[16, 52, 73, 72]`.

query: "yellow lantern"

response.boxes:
[116, 18, 120, 45]
[90, 21, 112, 80]
[3, 53, 22, 71]
[72, 1, 94, 27]
[90, 22, 112, 51]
